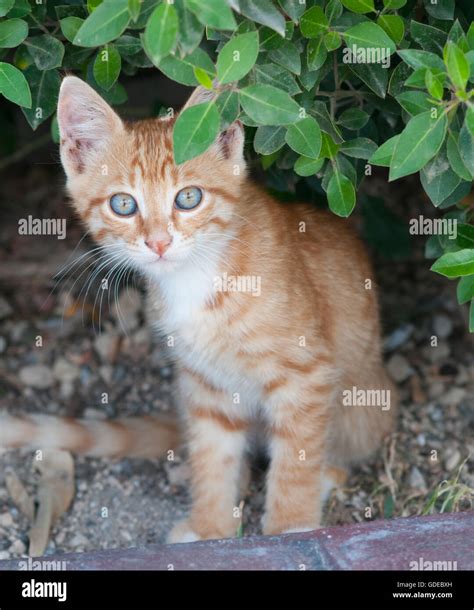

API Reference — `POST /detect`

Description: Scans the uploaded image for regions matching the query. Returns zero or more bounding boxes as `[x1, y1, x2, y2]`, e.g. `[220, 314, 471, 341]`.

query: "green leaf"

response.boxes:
[343, 22, 396, 55]
[269, 40, 301, 75]
[21, 66, 60, 129]
[410, 21, 447, 54]
[173, 101, 220, 164]
[377, 15, 404, 44]
[310, 101, 343, 143]
[307, 36, 327, 71]
[369, 135, 399, 167]
[383, 0, 407, 7]
[443, 41, 469, 92]
[0, 61, 31, 107]
[217, 32, 259, 84]
[431, 249, 474, 278]
[459, 121, 474, 178]
[324, 31, 341, 51]
[158, 48, 215, 86]
[74, 0, 130, 47]
[239, 84, 300, 125]
[143, 2, 178, 65]
[340, 137, 377, 159]
[237, 0, 285, 36]
[254, 63, 300, 96]
[425, 69, 444, 100]
[398, 49, 445, 72]
[337, 108, 369, 130]
[457, 275, 474, 304]
[423, 0, 454, 20]
[396, 91, 432, 116]
[174, 0, 203, 55]
[468, 23, 474, 51]
[327, 168, 356, 217]
[465, 107, 474, 140]
[60, 17, 84, 44]
[325, 0, 343, 23]
[87, 0, 102, 13]
[404, 67, 428, 88]
[294, 155, 324, 176]
[93, 45, 121, 90]
[341, 0, 374, 13]
[215, 89, 239, 129]
[447, 130, 472, 181]
[457, 224, 474, 249]
[0, 0, 15, 18]
[389, 110, 448, 181]
[0, 18, 27, 48]
[128, 0, 141, 21]
[320, 132, 340, 159]
[24, 35, 65, 71]
[278, 0, 307, 24]
[254, 125, 286, 155]
[285, 116, 322, 158]
[185, 0, 236, 30]
[193, 67, 212, 89]
[438, 181, 472, 209]
[114, 34, 142, 56]
[6, 0, 31, 19]
[300, 6, 328, 39]
[420, 148, 461, 206]
[347, 62, 388, 98]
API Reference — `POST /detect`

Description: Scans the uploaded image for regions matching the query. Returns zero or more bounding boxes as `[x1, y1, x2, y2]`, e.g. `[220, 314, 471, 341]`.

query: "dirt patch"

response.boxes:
[0, 165, 472, 559]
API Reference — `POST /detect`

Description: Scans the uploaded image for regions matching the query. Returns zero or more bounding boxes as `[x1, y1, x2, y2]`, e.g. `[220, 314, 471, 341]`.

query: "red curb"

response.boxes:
[0, 512, 471, 571]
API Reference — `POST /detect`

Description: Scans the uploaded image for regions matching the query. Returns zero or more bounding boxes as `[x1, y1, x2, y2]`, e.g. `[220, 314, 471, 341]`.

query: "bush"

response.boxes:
[0, 0, 473, 330]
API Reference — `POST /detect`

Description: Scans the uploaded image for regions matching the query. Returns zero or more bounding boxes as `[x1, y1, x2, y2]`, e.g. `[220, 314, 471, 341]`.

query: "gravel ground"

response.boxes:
[0, 166, 473, 560]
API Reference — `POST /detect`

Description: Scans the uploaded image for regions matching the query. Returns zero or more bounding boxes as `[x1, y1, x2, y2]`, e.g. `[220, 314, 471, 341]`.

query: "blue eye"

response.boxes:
[175, 186, 203, 210]
[110, 193, 138, 216]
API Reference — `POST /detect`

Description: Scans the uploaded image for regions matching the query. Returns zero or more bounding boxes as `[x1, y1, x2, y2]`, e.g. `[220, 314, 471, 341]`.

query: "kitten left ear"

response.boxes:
[57, 76, 124, 177]
[183, 86, 245, 167]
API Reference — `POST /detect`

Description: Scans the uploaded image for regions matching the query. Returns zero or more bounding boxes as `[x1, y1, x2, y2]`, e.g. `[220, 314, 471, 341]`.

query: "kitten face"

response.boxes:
[57, 77, 246, 281]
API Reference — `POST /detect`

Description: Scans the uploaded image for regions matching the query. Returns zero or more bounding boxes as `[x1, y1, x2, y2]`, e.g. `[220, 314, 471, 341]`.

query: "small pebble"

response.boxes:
[9, 540, 26, 555]
[445, 450, 461, 471]
[19, 364, 53, 389]
[387, 354, 413, 383]
[433, 314, 453, 340]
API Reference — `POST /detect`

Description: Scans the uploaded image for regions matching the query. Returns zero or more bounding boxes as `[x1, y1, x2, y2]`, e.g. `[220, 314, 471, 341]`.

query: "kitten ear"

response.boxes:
[216, 120, 245, 167]
[57, 76, 124, 176]
[183, 86, 246, 168]
[182, 85, 216, 111]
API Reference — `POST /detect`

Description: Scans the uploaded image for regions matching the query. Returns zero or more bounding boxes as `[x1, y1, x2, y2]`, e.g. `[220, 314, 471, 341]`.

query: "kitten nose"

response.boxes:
[145, 232, 173, 256]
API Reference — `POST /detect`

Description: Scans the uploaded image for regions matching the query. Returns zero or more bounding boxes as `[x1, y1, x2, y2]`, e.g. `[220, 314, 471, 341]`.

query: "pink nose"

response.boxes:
[145, 234, 173, 256]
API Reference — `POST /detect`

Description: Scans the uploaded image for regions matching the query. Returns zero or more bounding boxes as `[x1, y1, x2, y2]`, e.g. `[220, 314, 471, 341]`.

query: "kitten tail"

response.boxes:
[0, 412, 180, 459]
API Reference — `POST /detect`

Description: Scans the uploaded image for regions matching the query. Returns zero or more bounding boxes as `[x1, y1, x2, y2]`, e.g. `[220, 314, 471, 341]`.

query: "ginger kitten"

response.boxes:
[1, 77, 397, 543]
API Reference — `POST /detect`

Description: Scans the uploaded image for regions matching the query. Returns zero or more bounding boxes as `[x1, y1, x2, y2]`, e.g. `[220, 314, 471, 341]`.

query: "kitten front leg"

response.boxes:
[168, 370, 249, 543]
[262, 376, 334, 536]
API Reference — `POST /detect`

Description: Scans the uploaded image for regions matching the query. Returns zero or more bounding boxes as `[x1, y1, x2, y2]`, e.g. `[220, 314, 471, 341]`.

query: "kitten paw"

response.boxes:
[167, 520, 201, 544]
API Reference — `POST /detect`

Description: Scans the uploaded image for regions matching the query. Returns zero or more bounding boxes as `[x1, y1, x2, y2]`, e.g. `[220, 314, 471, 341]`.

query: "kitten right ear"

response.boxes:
[57, 76, 124, 176]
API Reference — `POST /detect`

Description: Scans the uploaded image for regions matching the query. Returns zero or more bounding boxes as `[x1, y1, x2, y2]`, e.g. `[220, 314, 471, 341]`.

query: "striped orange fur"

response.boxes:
[1, 77, 397, 542]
